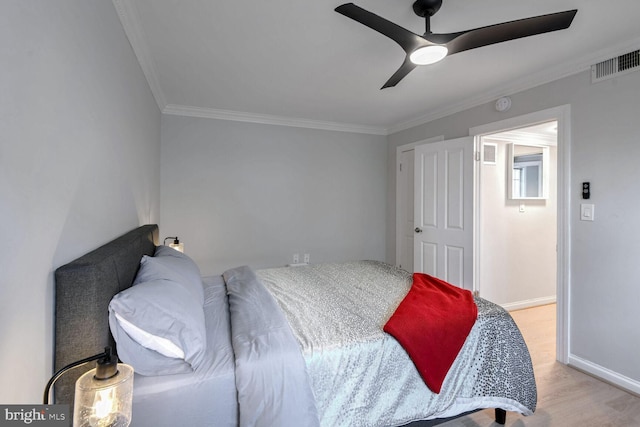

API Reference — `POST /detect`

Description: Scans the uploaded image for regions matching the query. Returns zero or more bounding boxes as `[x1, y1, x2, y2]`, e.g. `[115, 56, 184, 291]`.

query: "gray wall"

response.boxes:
[160, 115, 388, 275]
[387, 70, 640, 387]
[0, 1, 161, 403]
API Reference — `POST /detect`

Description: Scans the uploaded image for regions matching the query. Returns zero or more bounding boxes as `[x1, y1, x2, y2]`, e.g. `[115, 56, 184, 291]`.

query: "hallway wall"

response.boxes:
[479, 139, 557, 308]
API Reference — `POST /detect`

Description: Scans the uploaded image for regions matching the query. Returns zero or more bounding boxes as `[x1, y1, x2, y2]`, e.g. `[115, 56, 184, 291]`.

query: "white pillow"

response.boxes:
[109, 278, 206, 376]
[114, 313, 185, 359]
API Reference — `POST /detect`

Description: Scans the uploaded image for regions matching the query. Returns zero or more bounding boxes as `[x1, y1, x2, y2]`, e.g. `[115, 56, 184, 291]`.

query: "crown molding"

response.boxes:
[388, 36, 640, 135]
[112, 0, 167, 111]
[113, 0, 384, 135]
[162, 104, 388, 135]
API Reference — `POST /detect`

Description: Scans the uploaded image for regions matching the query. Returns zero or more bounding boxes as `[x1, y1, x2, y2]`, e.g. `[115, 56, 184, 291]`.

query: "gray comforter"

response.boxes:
[224, 266, 320, 427]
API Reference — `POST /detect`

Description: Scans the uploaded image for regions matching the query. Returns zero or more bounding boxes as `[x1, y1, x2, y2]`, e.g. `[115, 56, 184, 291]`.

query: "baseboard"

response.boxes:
[500, 295, 556, 312]
[568, 354, 640, 396]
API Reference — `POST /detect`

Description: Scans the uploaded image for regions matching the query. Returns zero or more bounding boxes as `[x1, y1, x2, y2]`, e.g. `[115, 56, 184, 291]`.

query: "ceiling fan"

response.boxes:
[335, 0, 577, 89]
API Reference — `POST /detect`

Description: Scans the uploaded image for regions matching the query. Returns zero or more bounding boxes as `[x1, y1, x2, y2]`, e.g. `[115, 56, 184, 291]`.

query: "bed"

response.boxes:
[54, 224, 536, 426]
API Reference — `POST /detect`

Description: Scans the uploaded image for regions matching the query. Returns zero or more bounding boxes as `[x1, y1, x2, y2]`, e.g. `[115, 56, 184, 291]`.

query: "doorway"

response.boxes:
[477, 121, 558, 310]
[470, 105, 571, 364]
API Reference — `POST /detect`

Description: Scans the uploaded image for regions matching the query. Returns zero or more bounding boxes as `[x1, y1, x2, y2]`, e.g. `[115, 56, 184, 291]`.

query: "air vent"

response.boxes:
[591, 49, 640, 83]
[483, 143, 497, 165]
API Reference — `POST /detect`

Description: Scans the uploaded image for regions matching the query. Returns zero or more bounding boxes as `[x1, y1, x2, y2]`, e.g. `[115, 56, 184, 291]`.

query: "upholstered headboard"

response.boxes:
[53, 224, 158, 405]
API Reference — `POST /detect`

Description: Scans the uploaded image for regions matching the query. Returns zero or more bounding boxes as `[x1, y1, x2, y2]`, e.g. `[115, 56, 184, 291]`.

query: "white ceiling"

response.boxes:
[113, 0, 640, 134]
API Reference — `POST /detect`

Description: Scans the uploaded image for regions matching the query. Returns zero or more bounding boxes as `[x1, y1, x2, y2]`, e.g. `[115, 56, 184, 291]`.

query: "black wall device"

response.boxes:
[582, 182, 590, 199]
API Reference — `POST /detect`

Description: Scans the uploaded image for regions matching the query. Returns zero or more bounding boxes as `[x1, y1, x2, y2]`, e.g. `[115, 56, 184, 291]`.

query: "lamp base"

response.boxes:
[75, 412, 130, 427]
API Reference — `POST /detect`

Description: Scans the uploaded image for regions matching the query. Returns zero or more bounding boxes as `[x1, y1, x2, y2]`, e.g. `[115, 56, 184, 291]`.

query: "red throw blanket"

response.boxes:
[383, 273, 477, 393]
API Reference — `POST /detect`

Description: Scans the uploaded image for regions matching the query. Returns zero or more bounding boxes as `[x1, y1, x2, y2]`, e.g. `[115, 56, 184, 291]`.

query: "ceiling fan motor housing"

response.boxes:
[413, 0, 443, 18]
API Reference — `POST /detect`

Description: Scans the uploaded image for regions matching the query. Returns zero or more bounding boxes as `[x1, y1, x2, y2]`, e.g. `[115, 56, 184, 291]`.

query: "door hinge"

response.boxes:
[399, 162, 403, 172]
[475, 151, 481, 161]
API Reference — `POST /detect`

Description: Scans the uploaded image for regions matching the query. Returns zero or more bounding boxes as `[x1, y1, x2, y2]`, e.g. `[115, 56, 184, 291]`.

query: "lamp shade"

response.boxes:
[73, 363, 134, 427]
[168, 240, 184, 253]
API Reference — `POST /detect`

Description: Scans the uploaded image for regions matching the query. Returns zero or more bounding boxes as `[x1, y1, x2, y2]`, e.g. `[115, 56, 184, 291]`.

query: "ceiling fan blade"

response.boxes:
[335, 3, 428, 54]
[381, 57, 418, 89]
[426, 9, 578, 55]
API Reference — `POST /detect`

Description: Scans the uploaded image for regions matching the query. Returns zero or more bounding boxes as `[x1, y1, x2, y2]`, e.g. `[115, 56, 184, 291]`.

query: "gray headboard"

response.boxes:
[53, 224, 158, 405]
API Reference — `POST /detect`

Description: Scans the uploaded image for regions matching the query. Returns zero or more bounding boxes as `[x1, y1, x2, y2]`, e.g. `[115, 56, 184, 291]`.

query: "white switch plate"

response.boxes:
[580, 204, 595, 221]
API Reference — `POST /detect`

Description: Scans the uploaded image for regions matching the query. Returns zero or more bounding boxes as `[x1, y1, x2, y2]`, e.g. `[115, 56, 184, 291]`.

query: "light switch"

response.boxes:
[580, 204, 595, 221]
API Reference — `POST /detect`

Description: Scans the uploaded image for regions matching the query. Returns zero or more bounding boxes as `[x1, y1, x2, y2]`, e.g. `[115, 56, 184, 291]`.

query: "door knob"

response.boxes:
[414, 227, 423, 233]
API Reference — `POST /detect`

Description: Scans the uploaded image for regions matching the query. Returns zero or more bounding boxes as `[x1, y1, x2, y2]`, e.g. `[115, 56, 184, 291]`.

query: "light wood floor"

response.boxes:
[440, 304, 640, 426]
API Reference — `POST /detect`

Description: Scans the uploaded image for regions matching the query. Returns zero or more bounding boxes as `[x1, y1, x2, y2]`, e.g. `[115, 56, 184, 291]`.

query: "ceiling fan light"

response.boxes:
[409, 45, 448, 65]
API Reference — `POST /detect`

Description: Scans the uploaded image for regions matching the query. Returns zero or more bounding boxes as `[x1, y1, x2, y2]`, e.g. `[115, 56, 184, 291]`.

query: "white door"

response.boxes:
[413, 137, 474, 290]
[395, 136, 444, 273]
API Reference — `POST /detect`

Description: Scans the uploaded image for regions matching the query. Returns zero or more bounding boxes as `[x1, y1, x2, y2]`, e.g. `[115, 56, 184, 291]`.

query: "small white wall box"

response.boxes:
[580, 204, 595, 221]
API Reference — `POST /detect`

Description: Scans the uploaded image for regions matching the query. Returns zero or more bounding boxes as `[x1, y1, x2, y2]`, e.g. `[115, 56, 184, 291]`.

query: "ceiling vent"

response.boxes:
[591, 49, 640, 83]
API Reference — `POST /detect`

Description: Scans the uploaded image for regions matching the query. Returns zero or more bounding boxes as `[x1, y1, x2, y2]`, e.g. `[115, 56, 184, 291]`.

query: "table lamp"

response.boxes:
[44, 347, 133, 427]
[163, 236, 184, 252]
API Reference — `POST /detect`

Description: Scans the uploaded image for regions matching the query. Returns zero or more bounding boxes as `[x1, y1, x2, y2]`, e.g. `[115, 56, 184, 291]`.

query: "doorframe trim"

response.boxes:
[395, 135, 444, 270]
[469, 105, 571, 364]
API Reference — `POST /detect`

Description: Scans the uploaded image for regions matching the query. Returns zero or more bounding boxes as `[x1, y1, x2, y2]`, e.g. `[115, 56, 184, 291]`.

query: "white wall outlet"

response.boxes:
[304, 253, 310, 264]
[293, 254, 299, 263]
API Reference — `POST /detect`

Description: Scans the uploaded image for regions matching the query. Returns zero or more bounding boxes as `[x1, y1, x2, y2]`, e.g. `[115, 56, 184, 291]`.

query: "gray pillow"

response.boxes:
[109, 278, 207, 376]
[134, 246, 205, 305]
